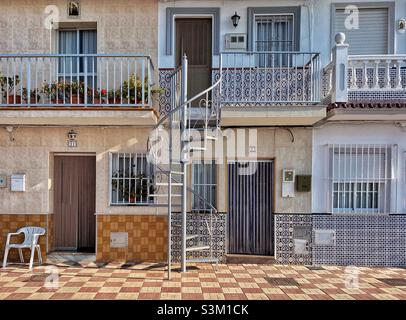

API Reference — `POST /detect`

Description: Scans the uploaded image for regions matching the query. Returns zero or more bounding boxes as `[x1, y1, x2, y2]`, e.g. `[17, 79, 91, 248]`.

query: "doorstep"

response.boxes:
[226, 254, 276, 264]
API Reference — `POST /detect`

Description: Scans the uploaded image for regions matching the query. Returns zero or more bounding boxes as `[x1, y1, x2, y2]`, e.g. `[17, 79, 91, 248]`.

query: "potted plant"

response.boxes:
[53, 81, 69, 105]
[121, 74, 164, 106]
[69, 80, 85, 105]
[22, 88, 41, 105]
[135, 173, 154, 202]
[0, 74, 21, 104]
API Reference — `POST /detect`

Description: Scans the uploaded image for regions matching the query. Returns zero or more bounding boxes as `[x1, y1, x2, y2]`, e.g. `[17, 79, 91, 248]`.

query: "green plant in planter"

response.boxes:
[135, 173, 154, 202]
[120, 74, 164, 104]
[0, 74, 21, 98]
[21, 88, 41, 104]
[111, 171, 154, 204]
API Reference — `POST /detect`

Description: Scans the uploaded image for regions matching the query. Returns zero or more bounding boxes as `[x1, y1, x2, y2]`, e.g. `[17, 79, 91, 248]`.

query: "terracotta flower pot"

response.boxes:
[7, 95, 22, 105]
[70, 95, 84, 105]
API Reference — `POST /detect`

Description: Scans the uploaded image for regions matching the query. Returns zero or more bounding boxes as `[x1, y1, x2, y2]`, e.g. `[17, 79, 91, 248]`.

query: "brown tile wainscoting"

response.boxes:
[96, 215, 168, 263]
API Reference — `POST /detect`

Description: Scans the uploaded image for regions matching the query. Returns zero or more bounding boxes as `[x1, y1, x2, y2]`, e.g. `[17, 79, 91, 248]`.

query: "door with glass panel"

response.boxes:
[255, 14, 294, 67]
[58, 29, 97, 102]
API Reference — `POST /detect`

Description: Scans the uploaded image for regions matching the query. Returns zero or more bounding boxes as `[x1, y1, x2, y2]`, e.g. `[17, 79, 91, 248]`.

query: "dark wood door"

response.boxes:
[228, 161, 274, 256]
[176, 18, 212, 102]
[54, 155, 96, 252]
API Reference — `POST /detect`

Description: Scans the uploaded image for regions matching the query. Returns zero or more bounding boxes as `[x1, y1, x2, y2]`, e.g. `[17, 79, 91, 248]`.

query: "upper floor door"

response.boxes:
[58, 29, 97, 84]
[175, 18, 212, 102]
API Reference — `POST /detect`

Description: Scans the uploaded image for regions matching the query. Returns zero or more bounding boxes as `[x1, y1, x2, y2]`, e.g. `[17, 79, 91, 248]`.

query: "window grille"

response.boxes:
[192, 161, 217, 212]
[110, 153, 154, 205]
[255, 14, 294, 67]
[328, 144, 398, 214]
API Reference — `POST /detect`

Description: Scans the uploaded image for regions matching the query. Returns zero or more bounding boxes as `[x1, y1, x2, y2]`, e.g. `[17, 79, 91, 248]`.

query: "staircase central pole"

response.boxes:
[181, 54, 188, 273]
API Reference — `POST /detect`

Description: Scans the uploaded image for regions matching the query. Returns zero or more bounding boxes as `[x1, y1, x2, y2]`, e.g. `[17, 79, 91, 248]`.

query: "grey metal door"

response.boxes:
[228, 161, 274, 255]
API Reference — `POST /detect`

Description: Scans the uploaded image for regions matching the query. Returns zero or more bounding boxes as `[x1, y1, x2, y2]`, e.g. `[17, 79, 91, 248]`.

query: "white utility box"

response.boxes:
[282, 169, 295, 198]
[110, 232, 128, 248]
[11, 174, 26, 192]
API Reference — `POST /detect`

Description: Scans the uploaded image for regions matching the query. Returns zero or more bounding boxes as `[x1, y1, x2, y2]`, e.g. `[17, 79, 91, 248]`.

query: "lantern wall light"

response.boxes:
[231, 12, 241, 28]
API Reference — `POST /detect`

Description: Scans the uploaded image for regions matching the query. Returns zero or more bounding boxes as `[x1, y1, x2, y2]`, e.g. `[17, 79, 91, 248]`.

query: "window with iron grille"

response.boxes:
[328, 144, 397, 214]
[110, 153, 154, 205]
[192, 161, 217, 212]
[255, 14, 294, 67]
[255, 14, 294, 51]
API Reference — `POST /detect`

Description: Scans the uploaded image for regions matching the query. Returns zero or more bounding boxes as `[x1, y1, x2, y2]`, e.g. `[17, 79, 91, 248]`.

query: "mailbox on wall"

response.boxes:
[11, 174, 26, 192]
[296, 175, 312, 192]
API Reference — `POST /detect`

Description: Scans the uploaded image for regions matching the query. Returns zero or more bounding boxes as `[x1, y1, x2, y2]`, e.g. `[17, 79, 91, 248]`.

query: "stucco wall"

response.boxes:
[212, 127, 313, 214]
[0, 0, 158, 62]
[0, 126, 165, 216]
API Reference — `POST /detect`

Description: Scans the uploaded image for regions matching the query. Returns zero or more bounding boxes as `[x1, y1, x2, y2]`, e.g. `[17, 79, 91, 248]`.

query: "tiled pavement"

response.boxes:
[1, 262, 406, 300]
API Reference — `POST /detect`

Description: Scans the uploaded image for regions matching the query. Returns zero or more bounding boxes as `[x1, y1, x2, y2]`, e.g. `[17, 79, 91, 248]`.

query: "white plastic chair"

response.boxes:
[2, 227, 46, 270]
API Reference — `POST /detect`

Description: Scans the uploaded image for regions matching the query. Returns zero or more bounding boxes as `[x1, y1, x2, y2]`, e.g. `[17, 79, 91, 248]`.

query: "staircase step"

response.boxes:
[156, 182, 183, 187]
[148, 204, 182, 208]
[186, 234, 199, 241]
[186, 245, 210, 252]
[157, 170, 184, 175]
[205, 135, 218, 141]
[186, 258, 219, 264]
[187, 147, 206, 152]
[149, 194, 182, 198]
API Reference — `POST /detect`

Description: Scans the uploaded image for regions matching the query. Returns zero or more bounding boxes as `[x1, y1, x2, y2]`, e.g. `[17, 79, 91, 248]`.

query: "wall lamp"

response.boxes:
[231, 12, 241, 28]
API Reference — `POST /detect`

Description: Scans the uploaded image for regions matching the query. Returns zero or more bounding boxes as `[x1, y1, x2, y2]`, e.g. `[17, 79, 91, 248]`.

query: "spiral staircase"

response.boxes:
[147, 55, 222, 279]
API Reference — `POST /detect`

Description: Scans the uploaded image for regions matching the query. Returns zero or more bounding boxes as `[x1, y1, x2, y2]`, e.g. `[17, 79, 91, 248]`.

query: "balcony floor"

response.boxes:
[220, 104, 327, 126]
[0, 107, 158, 126]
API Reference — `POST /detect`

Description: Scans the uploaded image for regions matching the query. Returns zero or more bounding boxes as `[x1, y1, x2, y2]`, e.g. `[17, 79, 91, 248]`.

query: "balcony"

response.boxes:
[323, 34, 406, 122]
[218, 51, 326, 126]
[0, 54, 158, 126]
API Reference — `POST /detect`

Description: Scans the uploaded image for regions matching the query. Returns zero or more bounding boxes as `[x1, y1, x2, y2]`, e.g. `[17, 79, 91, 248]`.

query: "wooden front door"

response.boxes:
[228, 161, 274, 256]
[176, 18, 212, 102]
[54, 155, 96, 252]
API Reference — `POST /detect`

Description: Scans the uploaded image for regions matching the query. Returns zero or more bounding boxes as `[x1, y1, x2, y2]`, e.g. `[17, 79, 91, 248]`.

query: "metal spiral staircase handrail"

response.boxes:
[147, 54, 223, 279]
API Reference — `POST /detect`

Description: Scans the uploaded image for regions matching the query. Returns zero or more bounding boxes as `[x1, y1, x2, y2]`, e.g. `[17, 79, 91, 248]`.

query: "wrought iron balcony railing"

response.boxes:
[0, 54, 154, 108]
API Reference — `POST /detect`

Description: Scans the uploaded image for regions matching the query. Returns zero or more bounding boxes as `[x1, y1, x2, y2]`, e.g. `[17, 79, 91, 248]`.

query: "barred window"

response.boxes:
[192, 161, 217, 212]
[110, 153, 154, 205]
[255, 14, 294, 67]
[329, 144, 397, 214]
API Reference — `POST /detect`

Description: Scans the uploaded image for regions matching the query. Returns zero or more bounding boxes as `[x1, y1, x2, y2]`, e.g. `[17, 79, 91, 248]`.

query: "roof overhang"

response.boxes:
[0, 108, 158, 126]
[220, 105, 326, 126]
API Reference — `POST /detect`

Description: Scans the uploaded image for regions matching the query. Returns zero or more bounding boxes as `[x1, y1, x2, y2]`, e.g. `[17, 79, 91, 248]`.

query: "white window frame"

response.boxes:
[191, 160, 217, 213]
[109, 153, 154, 206]
[328, 144, 398, 214]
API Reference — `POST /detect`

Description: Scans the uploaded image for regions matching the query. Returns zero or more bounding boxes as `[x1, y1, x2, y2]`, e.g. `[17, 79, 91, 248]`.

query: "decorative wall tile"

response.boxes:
[274, 214, 313, 265]
[96, 215, 168, 263]
[170, 212, 227, 263]
[312, 215, 406, 267]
